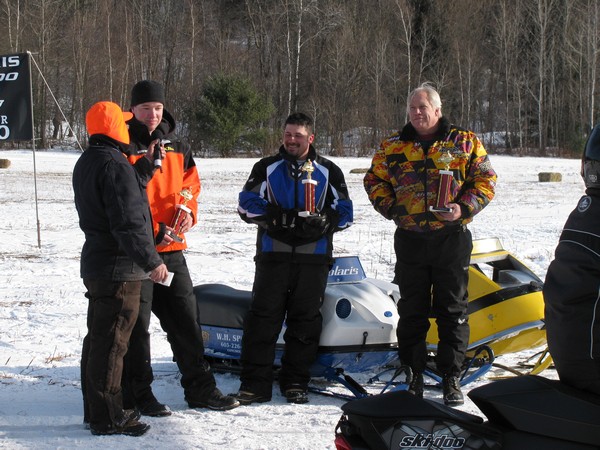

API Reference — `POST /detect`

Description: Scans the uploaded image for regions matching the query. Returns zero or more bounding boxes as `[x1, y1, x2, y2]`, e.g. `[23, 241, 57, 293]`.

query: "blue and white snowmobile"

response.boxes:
[195, 238, 548, 398]
[195, 254, 399, 397]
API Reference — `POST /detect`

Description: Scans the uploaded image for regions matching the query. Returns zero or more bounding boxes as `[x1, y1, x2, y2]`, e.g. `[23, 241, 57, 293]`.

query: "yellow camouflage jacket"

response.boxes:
[363, 117, 496, 233]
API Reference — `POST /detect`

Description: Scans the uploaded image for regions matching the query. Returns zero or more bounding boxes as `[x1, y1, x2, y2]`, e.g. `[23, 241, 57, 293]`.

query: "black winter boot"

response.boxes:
[442, 375, 464, 406]
[187, 387, 240, 411]
[407, 371, 424, 398]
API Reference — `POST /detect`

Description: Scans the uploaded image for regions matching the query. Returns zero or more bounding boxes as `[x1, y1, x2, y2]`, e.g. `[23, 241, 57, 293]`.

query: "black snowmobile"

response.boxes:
[334, 375, 600, 449]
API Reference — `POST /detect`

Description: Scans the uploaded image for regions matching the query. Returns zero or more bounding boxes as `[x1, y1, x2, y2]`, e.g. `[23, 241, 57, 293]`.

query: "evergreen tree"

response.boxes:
[190, 74, 274, 157]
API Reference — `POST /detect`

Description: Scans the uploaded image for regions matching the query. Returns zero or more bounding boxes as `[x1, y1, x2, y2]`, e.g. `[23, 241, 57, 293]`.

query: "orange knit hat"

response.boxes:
[85, 101, 134, 145]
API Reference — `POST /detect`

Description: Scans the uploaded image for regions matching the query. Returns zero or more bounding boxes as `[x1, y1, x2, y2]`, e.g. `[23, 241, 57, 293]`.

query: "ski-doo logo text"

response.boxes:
[399, 434, 465, 449]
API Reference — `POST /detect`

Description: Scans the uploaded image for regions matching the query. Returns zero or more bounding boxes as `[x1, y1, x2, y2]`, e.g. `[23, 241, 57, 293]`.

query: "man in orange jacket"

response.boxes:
[122, 80, 239, 415]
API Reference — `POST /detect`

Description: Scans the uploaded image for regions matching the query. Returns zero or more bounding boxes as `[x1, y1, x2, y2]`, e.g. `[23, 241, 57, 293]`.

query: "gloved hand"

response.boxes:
[299, 209, 338, 240]
[265, 204, 298, 233]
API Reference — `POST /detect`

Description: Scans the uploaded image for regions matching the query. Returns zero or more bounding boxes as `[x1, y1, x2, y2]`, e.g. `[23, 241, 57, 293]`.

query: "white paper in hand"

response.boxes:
[157, 271, 174, 287]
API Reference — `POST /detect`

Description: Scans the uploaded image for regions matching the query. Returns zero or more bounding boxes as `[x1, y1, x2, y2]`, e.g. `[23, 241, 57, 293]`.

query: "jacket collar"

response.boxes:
[88, 134, 129, 153]
[399, 116, 452, 141]
[279, 144, 318, 164]
[127, 108, 176, 146]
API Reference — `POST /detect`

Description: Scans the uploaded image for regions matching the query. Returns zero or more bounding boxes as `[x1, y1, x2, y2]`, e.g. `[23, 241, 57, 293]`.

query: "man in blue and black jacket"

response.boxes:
[235, 112, 353, 405]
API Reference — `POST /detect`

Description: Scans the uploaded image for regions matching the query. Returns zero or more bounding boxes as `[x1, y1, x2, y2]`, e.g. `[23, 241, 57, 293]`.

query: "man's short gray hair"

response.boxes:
[407, 82, 443, 116]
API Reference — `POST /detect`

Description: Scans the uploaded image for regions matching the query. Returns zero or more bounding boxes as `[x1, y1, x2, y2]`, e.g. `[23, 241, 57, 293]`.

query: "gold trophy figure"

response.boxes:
[168, 187, 194, 242]
[298, 160, 318, 217]
[430, 149, 454, 213]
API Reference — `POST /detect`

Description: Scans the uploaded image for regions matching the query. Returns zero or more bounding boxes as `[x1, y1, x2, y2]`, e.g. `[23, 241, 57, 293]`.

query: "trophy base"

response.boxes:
[298, 211, 317, 218]
[429, 206, 452, 213]
[165, 229, 184, 243]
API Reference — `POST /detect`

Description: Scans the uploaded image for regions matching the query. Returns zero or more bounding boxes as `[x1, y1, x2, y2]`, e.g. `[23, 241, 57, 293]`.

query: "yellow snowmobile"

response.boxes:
[426, 237, 551, 382]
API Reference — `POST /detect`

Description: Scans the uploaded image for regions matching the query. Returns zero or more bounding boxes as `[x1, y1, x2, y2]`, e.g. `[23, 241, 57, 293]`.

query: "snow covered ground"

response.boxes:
[0, 149, 583, 449]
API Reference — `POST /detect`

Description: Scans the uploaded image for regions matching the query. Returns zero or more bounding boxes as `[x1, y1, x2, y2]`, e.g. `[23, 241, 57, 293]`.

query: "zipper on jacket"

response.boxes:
[423, 142, 432, 231]
[292, 160, 303, 257]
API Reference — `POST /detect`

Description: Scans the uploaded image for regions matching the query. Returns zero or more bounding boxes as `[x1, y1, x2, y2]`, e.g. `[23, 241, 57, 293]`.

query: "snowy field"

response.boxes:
[0, 149, 583, 449]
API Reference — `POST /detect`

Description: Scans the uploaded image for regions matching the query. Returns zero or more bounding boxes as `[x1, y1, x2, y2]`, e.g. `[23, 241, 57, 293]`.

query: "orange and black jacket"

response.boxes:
[125, 109, 200, 252]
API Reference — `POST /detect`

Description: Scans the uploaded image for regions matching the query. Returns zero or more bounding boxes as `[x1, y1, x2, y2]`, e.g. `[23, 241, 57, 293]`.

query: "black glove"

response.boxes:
[265, 204, 298, 233]
[299, 211, 335, 240]
[155, 222, 167, 244]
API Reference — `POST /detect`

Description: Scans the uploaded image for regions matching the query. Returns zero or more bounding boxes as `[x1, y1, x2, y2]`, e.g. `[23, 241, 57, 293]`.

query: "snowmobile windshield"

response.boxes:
[583, 125, 600, 189]
[584, 124, 600, 160]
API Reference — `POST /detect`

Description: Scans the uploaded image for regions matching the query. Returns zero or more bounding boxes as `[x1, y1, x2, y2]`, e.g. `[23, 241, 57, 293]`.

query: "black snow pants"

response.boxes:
[393, 226, 472, 377]
[239, 260, 329, 397]
[122, 250, 216, 407]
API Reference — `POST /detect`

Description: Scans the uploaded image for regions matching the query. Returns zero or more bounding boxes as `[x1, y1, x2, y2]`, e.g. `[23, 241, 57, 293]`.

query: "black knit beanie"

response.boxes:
[130, 80, 165, 107]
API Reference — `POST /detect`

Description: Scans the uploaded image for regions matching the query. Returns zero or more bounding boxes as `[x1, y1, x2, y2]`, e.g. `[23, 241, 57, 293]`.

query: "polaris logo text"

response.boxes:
[0, 55, 21, 83]
[399, 434, 465, 449]
[0, 55, 20, 68]
[0, 116, 8, 139]
[328, 266, 359, 277]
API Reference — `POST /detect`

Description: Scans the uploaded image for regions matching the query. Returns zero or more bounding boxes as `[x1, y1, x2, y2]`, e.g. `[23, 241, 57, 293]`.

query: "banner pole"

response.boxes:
[26, 52, 41, 248]
[27, 52, 83, 152]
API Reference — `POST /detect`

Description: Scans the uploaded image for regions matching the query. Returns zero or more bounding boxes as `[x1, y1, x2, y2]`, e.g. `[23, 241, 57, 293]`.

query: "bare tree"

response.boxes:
[2, 0, 599, 154]
[493, 0, 524, 149]
[581, 0, 600, 129]
[525, 0, 560, 151]
[3, 0, 23, 52]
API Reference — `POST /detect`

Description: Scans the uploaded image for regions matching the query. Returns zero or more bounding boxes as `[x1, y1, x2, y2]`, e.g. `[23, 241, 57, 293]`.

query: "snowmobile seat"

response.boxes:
[468, 375, 600, 446]
[337, 390, 493, 450]
[194, 283, 251, 329]
[341, 389, 483, 424]
[496, 269, 536, 287]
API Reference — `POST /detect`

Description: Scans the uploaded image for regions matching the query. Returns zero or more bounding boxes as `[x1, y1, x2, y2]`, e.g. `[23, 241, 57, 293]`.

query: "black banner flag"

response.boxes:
[0, 53, 33, 141]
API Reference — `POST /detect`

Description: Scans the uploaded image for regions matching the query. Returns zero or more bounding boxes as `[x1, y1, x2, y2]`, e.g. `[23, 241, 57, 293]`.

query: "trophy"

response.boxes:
[298, 160, 318, 217]
[430, 150, 454, 213]
[168, 187, 194, 242]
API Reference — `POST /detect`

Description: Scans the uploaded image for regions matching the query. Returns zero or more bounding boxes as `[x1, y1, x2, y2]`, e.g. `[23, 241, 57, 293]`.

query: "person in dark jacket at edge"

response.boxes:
[364, 83, 496, 406]
[234, 112, 353, 405]
[121, 80, 239, 416]
[544, 123, 600, 396]
[74, 101, 169, 436]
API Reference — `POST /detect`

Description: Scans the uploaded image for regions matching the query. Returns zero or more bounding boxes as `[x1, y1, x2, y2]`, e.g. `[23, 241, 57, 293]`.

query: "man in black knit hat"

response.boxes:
[121, 80, 239, 416]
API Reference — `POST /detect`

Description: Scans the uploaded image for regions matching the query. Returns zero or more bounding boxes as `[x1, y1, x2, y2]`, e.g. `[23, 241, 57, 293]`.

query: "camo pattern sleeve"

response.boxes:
[363, 134, 398, 220]
[455, 133, 496, 218]
[363, 124, 496, 232]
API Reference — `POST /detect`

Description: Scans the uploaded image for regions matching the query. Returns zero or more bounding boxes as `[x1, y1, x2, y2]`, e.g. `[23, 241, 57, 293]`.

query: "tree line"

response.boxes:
[1, 0, 599, 157]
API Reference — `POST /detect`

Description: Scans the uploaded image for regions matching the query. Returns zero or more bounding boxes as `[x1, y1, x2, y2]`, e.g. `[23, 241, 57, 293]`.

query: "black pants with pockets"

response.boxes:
[394, 226, 472, 376]
[122, 250, 216, 407]
[240, 260, 329, 397]
[81, 279, 141, 427]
